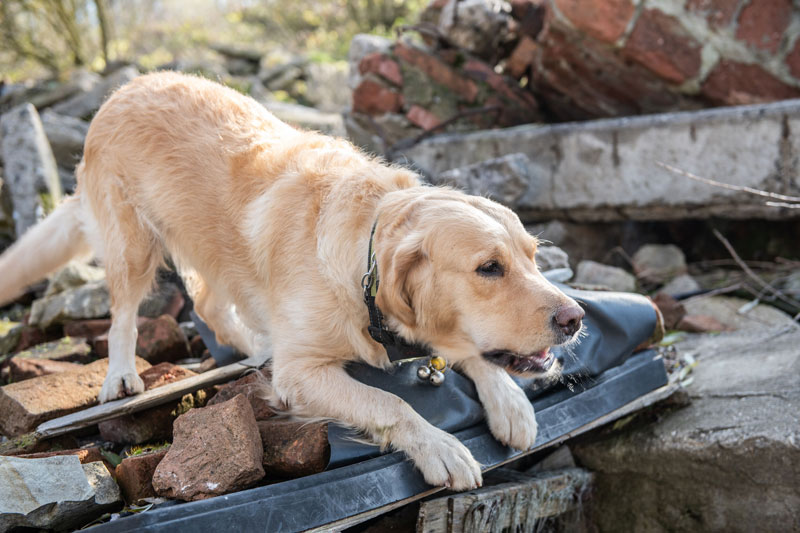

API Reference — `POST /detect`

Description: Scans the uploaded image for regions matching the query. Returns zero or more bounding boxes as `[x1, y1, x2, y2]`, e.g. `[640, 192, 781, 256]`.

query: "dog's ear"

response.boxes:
[376, 232, 423, 328]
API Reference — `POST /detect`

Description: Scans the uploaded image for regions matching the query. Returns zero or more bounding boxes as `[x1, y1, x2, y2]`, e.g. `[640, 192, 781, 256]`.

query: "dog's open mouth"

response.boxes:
[481, 348, 555, 374]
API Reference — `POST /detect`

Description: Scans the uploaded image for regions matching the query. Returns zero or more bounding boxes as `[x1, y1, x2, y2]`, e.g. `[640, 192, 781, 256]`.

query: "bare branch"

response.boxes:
[656, 162, 800, 203]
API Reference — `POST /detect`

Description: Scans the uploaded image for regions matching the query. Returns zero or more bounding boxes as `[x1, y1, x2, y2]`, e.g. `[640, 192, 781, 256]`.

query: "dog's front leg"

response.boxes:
[459, 357, 538, 451]
[273, 361, 482, 490]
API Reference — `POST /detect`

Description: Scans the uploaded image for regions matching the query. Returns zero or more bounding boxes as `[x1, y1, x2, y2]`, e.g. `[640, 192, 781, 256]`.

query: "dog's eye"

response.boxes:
[476, 260, 504, 277]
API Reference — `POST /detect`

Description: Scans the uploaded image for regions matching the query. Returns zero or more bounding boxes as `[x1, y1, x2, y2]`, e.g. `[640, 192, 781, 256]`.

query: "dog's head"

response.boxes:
[375, 188, 583, 376]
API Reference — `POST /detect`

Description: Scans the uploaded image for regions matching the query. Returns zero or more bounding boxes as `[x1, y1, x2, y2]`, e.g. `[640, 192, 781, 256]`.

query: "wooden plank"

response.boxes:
[305, 382, 680, 532]
[34, 361, 257, 438]
[416, 468, 592, 533]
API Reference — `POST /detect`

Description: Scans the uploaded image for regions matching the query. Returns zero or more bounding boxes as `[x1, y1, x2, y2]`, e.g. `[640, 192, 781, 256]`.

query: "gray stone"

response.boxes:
[573, 298, 800, 532]
[782, 270, 800, 299]
[40, 110, 89, 171]
[659, 274, 701, 297]
[535, 245, 570, 272]
[632, 244, 687, 283]
[0, 323, 22, 355]
[573, 260, 636, 292]
[29, 280, 110, 328]
[44, 261, 106, 297]
[344, 112, 422, 154]
[261, 101, 345, 137]
[438, 0, 512, 61]
[433, 153, 538, 208]
[179, 321, 198, 339]
[0, 103, 63, 236]
[401, 99, 800, 221]
[348, 34, 392, 91]
[0, 456, 121, 532]
[0, 70, 100, 111]
[52, 66, 139, 119]
[305, 62, 351, 113]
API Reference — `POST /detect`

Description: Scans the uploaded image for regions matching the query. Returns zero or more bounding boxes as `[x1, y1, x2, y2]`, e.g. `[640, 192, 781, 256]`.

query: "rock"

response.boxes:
[651, 292, 687, 330]
[305, 62, 350, 113]
[259, 101, 346, 137]
[433, 153, 536, 208]
[98, 363, 197, 444]
[359, 53, 403, 87]
[63, 318, 112, 341]
[348, 34, 392, 90]
[0, 356, 150, 436]
[682, 295, 790, 333]
[676, 314, 730, 333]
[52, 66, 139, 119]
[12, 324, 64, 353]
[352, 79, 404, 115]
[40, 110, 89, 173]
[438, 0, 513, 61]
[0, 103, 63, 236]
[115, 449, 168, 504]
[574, 261, 636, 292]
[258, 419, 329, 478]
[535, 245, 570, 272]
[152, 394, 264, 501]
[15, 445, 105, 466]
[138, 282, 185, 319]
[29, 280, 110, 327]
[11, 336, 92, 364]
[8, 357, 83, 381]
[178, 321, 198, 340]
[211, 44, 262, 76]
[401, 99, 800, 222]
[783, 270, 800, 299]
[0, 323, 22, 356]
[44, 262, 106, 298]
[344, 112, 422, 153]
[0, 456, 121, 531]
[702, 60, 800, 106]
[573, 298, 800, 532]
[95, 315, 189, 364]
[207, 368, 274, 421]
[659, 274, 701, 297]
[632, 244, 687, 284]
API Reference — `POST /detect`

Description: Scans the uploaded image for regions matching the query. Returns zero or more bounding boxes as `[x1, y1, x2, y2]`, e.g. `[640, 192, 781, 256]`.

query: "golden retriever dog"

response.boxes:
[0, 72, 584, 490]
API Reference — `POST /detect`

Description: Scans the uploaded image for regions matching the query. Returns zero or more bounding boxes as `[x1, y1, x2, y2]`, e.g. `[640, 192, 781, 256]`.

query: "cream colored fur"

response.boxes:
[0, 72, 583, 490]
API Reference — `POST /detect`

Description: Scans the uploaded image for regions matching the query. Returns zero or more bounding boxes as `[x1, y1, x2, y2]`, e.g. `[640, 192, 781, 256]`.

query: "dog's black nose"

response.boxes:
[554, 305, 584, 337]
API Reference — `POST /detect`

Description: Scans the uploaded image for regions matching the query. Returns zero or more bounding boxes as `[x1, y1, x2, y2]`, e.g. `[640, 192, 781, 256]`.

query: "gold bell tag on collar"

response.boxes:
[416, 355, 448, 386]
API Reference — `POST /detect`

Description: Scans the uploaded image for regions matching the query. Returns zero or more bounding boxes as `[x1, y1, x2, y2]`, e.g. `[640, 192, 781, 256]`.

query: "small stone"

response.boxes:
[207, 368, 274, 421]
[8, 357, 83, 381]
[98, 363, 197, 444]
[12, 336, 92, 364]
[660, 274, 701, 297]
[44, 262, 106, 298]
[0, 456, 121, 531]
[258, 419, 329, 478]
[0, 103, 63, 236]
[536, 245, 570, 272]
[652, 292, 687, 330]
[433, 153, 534, 208]
[0, 323, 22, 355]
[115, 449, 167, 504]
[28, 280, 110, 328]
[52, 66, 139, 119]
[152, 394, 265, 501]
[574, 261, 637, 292]
[632, 244, 687, 284]
[676, 314, 730, 333]
[0, 357, 151, 436]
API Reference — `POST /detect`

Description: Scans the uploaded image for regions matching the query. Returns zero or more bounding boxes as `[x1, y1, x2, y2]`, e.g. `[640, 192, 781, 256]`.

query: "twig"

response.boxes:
[680, 283, 743, 305]
[765, 201, 800, 208]
[712, 229, 800, 314]
[657, 162, 800, 203]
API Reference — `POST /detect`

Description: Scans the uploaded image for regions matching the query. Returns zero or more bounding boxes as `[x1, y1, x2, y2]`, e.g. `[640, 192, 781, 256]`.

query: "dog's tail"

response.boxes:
[0, 196, 92, 305]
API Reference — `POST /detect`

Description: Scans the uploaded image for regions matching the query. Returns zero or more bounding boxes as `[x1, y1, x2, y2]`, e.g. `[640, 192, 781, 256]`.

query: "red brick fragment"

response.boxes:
[207, 367, 274, 421]
[554, 0, 635, 43]
[258, 419, 329, 478]
[702, 60, 800, 105]
[406, 105, 442, 131]
[8, 357, 82, 381]
[115, 450, 168, 504]
[735, 0, 792, 53]
[393, 42, 479, 102]
[352, 79, 404, 115]
[506, 36, 538, 78]
[95, 315, 189, 364]
[359, 53, 403, 86]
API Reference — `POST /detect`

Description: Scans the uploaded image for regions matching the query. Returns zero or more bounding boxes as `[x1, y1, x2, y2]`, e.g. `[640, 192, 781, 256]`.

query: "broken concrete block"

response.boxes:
[632, 244, 687, 284]
[98, 363, 197, 444]
[52, 66, 139, 119]
[0, 356, 151, 436]
[574, 261, 637, 293]
[0, 456, 121, 532]
[8, 357, 83, 381]
[12, 336, 92, 364]
[0, 103, 63, 236]
[258, 419, 329, 478]
[152, 394, 264, 501]
[207, 368, 274, 421]
[433, 153, 538, 209]
[29, 280, 110, 328]
[44, 261, 106, 298]
[115, 449, 168, 504]
[95, 315, 190, 364]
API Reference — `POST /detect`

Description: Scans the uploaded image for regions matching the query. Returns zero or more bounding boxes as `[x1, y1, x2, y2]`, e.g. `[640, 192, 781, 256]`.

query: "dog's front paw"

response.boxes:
[405, 427, 482, 491]
[98, 371, 145, 403]
[484, 384, 538, 451]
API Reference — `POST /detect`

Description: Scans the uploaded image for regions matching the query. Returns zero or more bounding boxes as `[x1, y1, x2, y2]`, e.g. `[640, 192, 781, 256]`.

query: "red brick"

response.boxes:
[14, 325, 63, 352]
[8, 357, 82, 381]
[786, 38, 800, 80]
[258, 419, 329, 478]
[207, 368, 274, 421]
[506, 36, 539, 78]
[735, 0, 792, 53]
[63, 319, 112, 340]
[554, 0, 635, 43]
[16, 445, 114, 472]
[686, 0, 739, 29]
[624, 9, 703, 84]
[352, 79, 404, 115]
[95, 315, 189, 364]
[115, 449, 168, 504]
[463, 59, 540, 112]
[677, 314, 731, 333]
[406, 105, 442, 131]
[393, 42, 479, 102]
[359, 53, 403, 86]
[702, 59, 800, 105]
